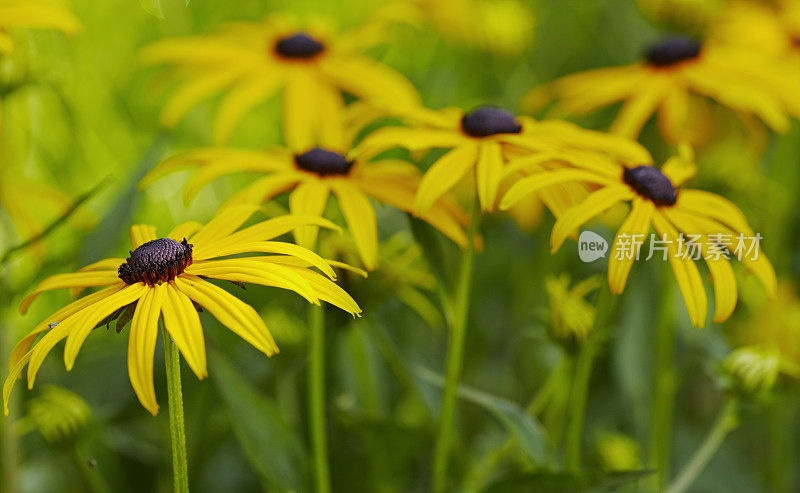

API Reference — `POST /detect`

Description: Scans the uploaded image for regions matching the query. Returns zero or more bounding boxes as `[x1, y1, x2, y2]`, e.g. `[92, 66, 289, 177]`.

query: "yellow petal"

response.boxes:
[160, 68, 247, 128]
[331, 181, 378, 270]
[288, 179, 330, 249]
[414, 143, 478, 214]
[213, 72, 282, 144]
[175, 275, 278, 356]
[550, 186, 632, 252]
[607, 199, 654, 294]
[127, 286, 164, 415]
[282, 69, 318, 152]
[500, 168, 614, 210]
[162, 282, 207, 379]
[476, 141, 504, 212]
[201, 241, 337, 279]
[20, 271, 122, 314]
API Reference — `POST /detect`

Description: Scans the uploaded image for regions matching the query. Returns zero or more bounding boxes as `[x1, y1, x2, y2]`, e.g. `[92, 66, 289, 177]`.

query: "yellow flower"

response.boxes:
[523, 34, 800, 143]
[138, 135, 469, 271]
[140, 13, 419, 145]
[0, 0, 81, 53]
[712, 0, 800, 62]
[545, 273, 602, 342]
[4, 205, 361, 415]
[501, 145, 777, 328]
[355, 104, 650, 214]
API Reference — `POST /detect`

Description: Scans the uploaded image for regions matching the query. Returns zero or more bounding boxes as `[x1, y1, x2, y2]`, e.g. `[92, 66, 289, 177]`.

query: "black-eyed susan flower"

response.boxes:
[140, 13, 419, 145]
[0, 0, 80, 53]
[355, 103, 650, 214]
[138, 136, 469, 271]
[523, 34, 800, 143]
[4, 205, 361, 416]
[501, 145, 777, 327]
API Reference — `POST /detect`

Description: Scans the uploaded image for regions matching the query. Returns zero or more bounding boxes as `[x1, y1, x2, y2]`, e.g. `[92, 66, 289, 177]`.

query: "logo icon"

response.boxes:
[578, 230, 608, 262]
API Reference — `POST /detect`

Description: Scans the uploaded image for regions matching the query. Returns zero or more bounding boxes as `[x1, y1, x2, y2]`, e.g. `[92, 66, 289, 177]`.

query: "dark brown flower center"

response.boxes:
[623, 166, 677, 206]
[294, 148, 353, 176]
[118, 238, 193, 285]
[461, 107, 522, 137]
[792, 35, 800, 49]
[274, 32, 325, 59]
[645, 36, 702, 67]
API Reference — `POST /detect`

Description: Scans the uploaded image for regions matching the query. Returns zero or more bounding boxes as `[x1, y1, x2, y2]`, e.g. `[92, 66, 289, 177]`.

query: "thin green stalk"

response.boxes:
[665, 398, 738, 493]
[431, 207, 479, 493]
[163, 327, 189, 493]
[649, 265, 677, 489]
[464, 357, 568, 492]
[308, 305, 330, 493]
[564, 284, 615, 471]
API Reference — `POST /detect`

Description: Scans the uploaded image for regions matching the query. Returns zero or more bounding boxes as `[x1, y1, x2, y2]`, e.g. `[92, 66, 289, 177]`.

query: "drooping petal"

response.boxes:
[283, 69, 318, 152]
[651, 210, 708, 328]
[288, 179, 330, 249]
[175, 275, 278, 356]
[168, 221, 203, 241]
[160, 68, 250, 128]
[162, 282, 207, 380]
[475, 141, 504, 212]
[609, 79, 668, 138]
[330, 181, 378, 270]
[186, 260, 320, 304]
[212, 71, 282, 144]
[676, 189, 754, 235]
[607, 199, 654, 294]
[127, 285, 164, 415]
[189, 204, 260, 252]
[197, 241, 337, 279]
[214, 215, 340, 250]
[356, 127, 466, 158]
[500, 168, 615, 210]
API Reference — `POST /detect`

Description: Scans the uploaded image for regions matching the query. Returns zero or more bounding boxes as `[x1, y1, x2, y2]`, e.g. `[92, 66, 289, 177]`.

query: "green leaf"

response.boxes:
[414, 366, 548, 464]
[209, 351, 307, 492]
[407, 214, 452, 290]
[482, 470, 653, 493]
[138, 0, 164, 18]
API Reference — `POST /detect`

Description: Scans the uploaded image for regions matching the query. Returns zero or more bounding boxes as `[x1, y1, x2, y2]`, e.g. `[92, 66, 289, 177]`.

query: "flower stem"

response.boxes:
[665, 397, 738, 493]
[431, 208, 479, 493]
[163, 327, 189, 493]
[649, 265, 677, 489]
[564, 284, 615, 471]
[308, 305, 331, 493]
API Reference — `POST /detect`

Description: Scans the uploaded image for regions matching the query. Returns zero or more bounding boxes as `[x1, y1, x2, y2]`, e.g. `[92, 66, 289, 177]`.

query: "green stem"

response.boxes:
[163, 327, 189, 493]
[308, 305, 330, 493]
[464, 357, 567, 492]
[431, 208, 479, 493]
[665, 398, 738, 493]
[649, 265, 677, 489]
[564, 284, 615, 471]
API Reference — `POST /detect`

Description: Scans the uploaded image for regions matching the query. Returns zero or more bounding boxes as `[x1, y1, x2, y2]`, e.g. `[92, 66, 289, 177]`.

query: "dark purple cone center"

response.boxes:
[623, 166, 677, 206]
[118, 238, 193, 285]
[275, 32, 325, 59]
[460, 107, 522, 137]
[645, 36, 702, 67]
[294, 148, 354, 176]
[792, 36, 800, 48]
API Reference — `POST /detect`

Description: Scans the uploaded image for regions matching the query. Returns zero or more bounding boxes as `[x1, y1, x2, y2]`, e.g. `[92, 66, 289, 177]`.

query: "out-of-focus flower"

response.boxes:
[139, 130, 469, 271]
[523, 34, 800, 143]
[723, 346, 800, 394]
[0, 0, 81, 54]
[595, 431, 641, 471]
[14, 385, 90, 443]
[501, 144, 777, 328]
[355, 104, 650, 214]
[140, 13, 419, 145]
[636, 0, 724, 35]
[375, 0, 535, 55]
[4, 205, 361, 415]
[545, 273, 602, 342]
[712, 0, 800, 62]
